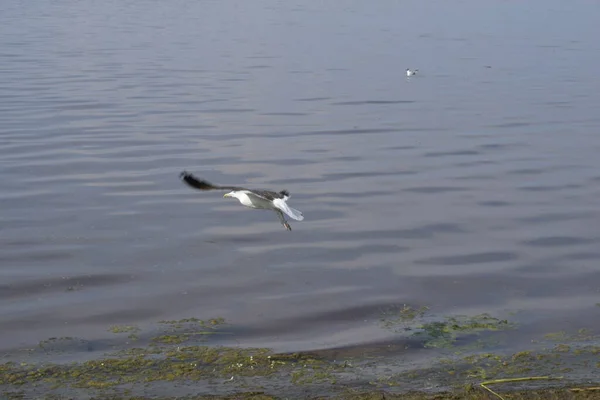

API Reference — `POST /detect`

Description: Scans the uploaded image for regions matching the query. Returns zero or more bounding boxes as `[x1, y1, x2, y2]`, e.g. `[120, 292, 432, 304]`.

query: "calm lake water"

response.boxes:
[2, 0, 600, 360]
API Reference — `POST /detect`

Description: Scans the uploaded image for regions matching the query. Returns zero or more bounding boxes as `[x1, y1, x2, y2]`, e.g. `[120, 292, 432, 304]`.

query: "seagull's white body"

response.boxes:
[406, 68, 418, 77]
[224, 190, 304, 231]
[228, 191, 263, 208]
[180, 171, 304, 231]
[225, 190, 304, 225]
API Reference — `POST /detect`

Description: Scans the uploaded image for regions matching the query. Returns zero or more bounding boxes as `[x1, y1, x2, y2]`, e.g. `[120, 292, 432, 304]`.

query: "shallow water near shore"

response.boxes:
[1, 0, 600, 389]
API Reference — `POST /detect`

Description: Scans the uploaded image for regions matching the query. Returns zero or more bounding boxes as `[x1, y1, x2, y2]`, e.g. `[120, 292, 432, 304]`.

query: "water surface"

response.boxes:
[1, 0, 600, 359]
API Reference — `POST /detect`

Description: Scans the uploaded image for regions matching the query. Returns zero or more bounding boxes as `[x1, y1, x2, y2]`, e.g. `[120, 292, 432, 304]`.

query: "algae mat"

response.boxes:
[2, 311, 600, 399]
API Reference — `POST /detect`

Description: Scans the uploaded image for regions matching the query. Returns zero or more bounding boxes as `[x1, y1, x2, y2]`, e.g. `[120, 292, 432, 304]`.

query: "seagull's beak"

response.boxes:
[223, 193, 230, 198]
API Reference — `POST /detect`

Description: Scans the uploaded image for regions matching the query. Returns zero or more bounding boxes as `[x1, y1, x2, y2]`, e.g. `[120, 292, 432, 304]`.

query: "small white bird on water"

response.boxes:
[406, 68, 418, 77]
[180, 171, 304, 231]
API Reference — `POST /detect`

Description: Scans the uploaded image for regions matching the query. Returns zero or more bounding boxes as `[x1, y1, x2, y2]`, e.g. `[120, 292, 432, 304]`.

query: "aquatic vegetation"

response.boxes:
[2, 315, 600, 399]
[0, 317, 348, 398]
[379, 305, 516, 349]
[108, 325, 140, 334]
[379, 304, 430, 330]
[415, 313, 514, 349]
[543, 329, 596, 343]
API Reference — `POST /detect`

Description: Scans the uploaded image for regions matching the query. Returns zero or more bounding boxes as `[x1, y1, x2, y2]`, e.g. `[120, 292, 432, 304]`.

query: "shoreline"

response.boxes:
[2, 315, 599, 399]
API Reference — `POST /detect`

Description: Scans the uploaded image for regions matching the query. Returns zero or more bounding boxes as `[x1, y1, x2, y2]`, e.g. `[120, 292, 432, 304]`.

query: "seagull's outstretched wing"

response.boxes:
[180, 171, 245, 192]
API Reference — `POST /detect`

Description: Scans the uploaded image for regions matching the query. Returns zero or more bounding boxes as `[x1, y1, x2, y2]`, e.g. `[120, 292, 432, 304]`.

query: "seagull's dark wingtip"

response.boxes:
[179, 172, 219, 191]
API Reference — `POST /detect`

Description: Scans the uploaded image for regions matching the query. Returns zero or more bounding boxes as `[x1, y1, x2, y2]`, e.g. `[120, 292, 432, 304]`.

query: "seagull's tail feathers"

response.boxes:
[273, 199, 304, 221]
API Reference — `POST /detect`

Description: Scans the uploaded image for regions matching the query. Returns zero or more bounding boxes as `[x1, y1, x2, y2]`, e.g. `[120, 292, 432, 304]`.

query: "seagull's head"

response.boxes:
[223, 191, 236, 199]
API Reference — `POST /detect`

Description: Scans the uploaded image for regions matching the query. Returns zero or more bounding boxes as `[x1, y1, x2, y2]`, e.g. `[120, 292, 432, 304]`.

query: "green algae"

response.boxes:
[0, 314, 344, 394]
[148, 317, 230, 346]
[543, 329, 596, 343]
[108, 325, 140, 334]
[379, 306, 516, 350]
[379, 304, 430, 330]
[58, 390, 600, 399]
[415, 313, 515, 349]
[3, 315, 600, 400]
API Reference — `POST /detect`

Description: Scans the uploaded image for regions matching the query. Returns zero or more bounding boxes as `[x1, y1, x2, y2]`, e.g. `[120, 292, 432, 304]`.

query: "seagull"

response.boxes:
[180, 171, 304, 231]
[406, 68, 418, 77]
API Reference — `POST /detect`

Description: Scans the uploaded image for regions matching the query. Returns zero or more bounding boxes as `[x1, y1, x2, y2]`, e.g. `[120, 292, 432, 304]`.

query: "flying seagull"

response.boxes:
[179, 171, 304, 231]
[406, 68, 418, 77]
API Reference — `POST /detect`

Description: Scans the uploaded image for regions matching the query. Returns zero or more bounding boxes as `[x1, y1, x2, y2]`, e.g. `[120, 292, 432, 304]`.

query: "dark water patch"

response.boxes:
[231, 302, 403, 339]
[158, 123, 217, 129]
[0, 250, 73, 263]
[487, 122, 532, 129]
[560, 252, 600, 261]
[268, 170, 402, 186]
[478, 142, 525, 150]
[320, 190, 397, 199]
[508, 168, 546, 175]
[57, 102, 115, 111]
[291, 128, 397, 137]
[208, 233, 275, 245]
[244, 158, 316, 166]
[37, 337, 95, 354]
[0, 274, 134, 301]
[330, 155, 363, 162]
[176, 98, 227, 105]
[521, 236, 594, 247]
[421, 270, 600, 298]
[294, 96, 331, 102]
[301, 338, 420, 359]
[453, 174, 497, 181]
[517, 211, 593, 224]
[453, 160, 497, 167]
[477, 200, 512, 207]
[257, 244, 409, 263]
[246, 65, 272, 69]
[259, 112, 309, 116]
[267, 177, 323, 185]
[415, 251, 518, 266]
[246, 55, 278, 59]
[69, 308, 162, 325]
[401, 223, 467, 238]
[325, 170, 408, 180]
[403, 186, 469, 194]
[542, 100, 572, 107]
[424, 150, 480, 157]
[333, 100, 415, 106]
[201, 127, 397, 141]
[519, 184, 582, 192]
[197, 108, 255, 113]
[327, 223, 467, 241]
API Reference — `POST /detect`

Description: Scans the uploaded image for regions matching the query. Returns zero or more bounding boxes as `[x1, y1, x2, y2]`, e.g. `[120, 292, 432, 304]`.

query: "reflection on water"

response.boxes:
[1, 0, 600, 360]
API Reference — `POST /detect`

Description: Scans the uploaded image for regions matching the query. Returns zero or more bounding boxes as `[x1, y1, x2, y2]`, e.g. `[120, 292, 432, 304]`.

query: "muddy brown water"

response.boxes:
[2, 0, 600, 366]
